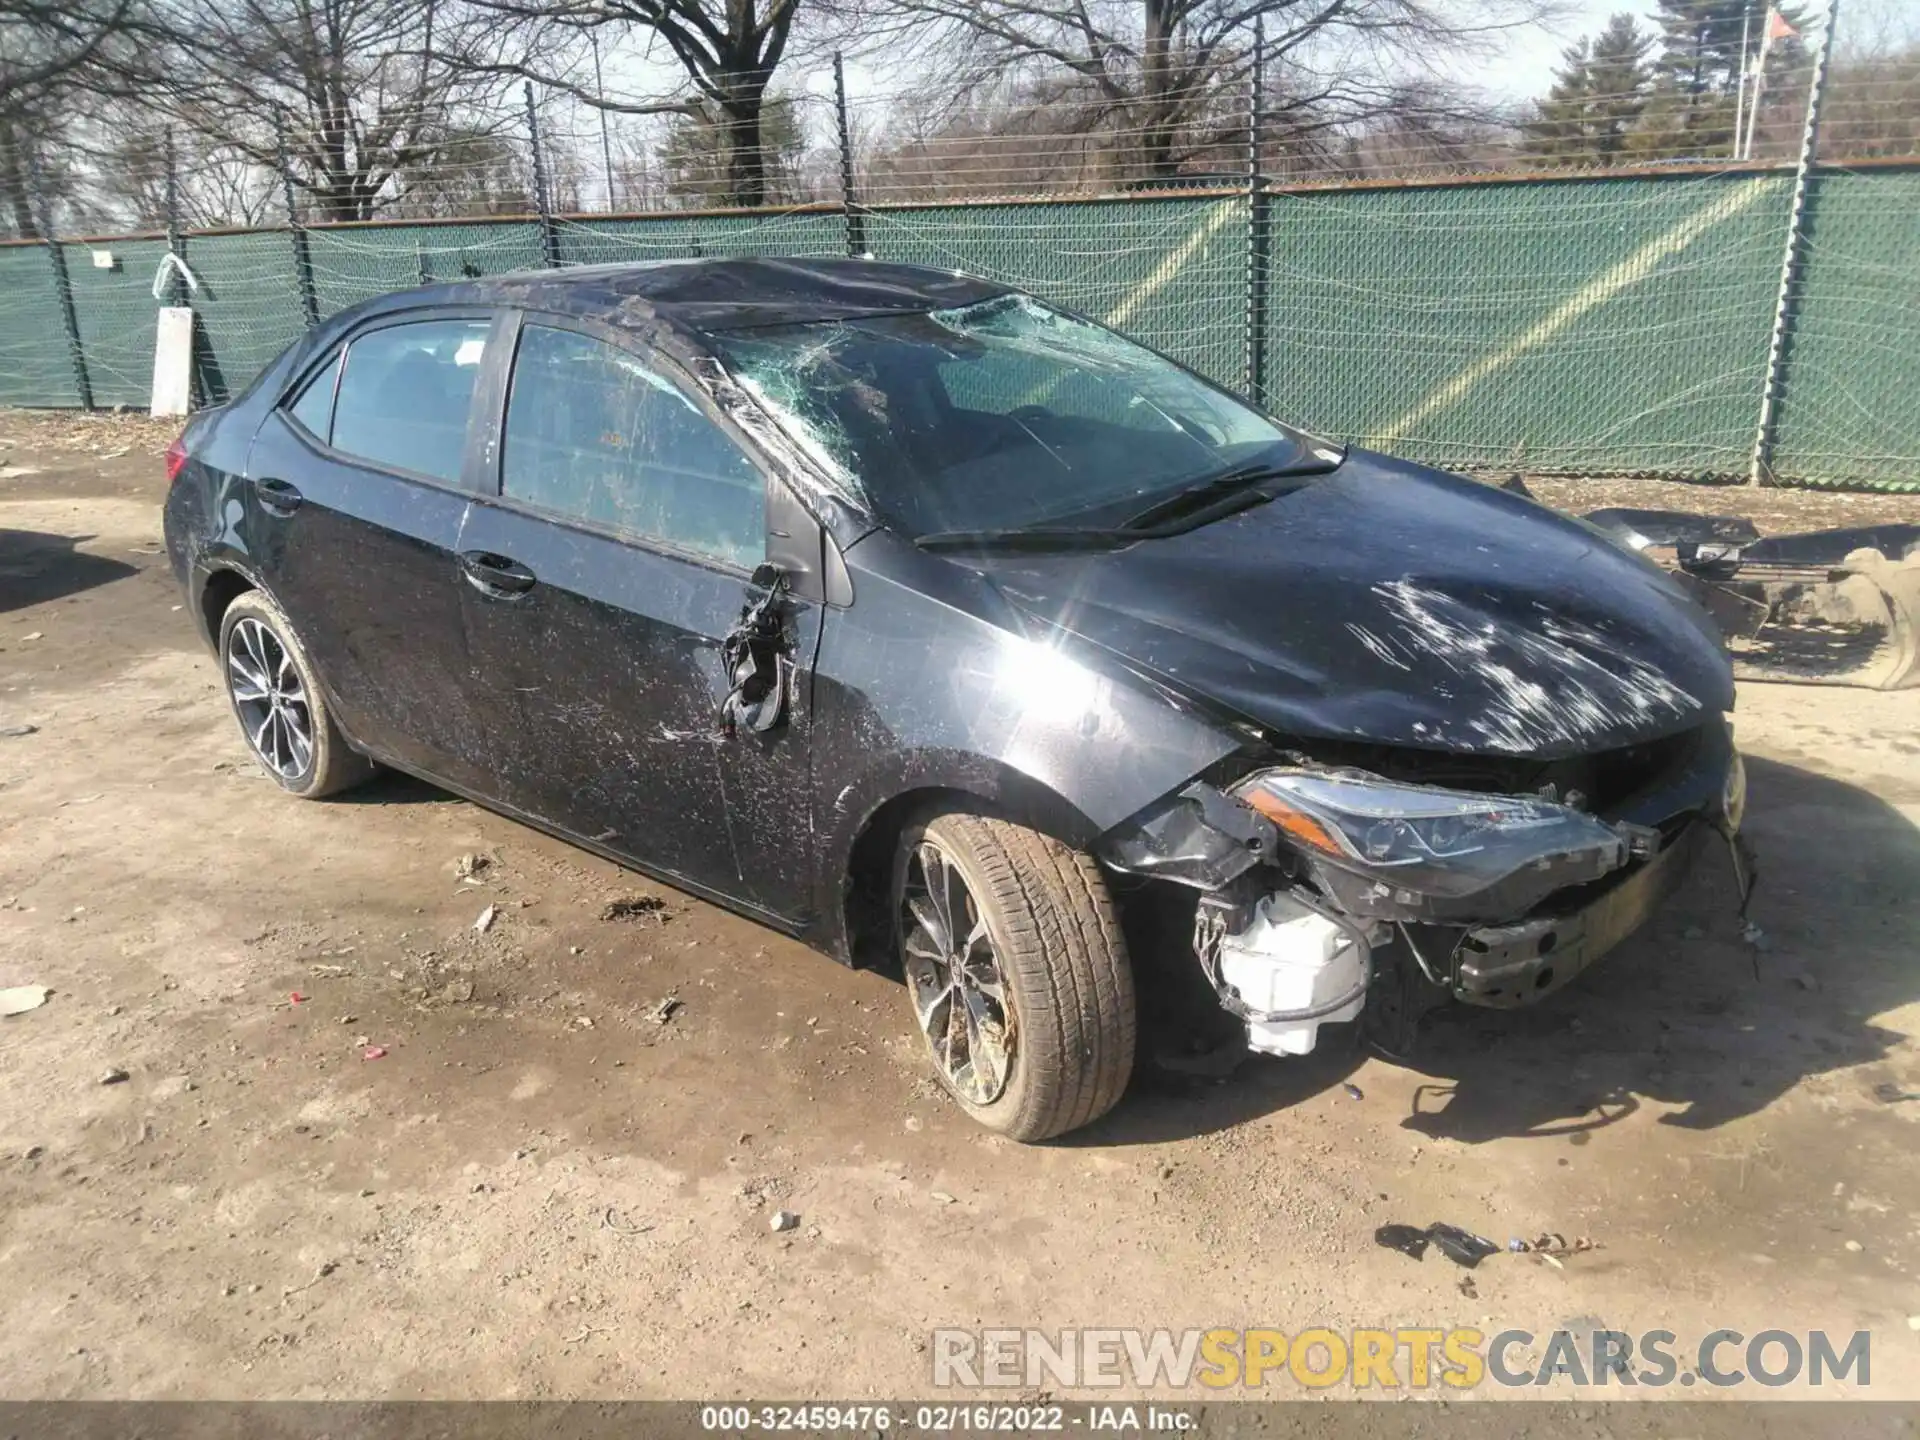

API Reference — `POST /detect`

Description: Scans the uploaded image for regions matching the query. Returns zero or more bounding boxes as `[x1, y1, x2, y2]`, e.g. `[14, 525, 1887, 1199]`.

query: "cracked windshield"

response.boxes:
[713, 296, 1310, 536]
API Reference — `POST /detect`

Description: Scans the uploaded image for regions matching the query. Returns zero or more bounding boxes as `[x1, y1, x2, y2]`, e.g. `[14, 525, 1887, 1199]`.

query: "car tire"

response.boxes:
[218, 591, 375, 799]
[893, 808, 1136, 1141]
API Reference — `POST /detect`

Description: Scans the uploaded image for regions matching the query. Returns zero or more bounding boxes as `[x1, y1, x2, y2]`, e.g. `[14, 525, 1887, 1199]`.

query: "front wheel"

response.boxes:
[893, 809, 1136, 1141]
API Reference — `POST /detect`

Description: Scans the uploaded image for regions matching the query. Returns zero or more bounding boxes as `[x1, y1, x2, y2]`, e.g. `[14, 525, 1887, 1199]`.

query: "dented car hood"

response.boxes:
[957, 452, 1735, 759]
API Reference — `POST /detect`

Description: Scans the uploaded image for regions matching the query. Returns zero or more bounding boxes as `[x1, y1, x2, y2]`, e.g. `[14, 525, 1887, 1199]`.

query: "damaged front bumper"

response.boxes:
[1100, 723, 1744, 1053]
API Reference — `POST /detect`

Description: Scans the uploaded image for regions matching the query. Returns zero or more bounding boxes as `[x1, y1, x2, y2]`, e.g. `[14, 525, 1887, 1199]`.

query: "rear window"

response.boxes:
[329, 320, 491, 484]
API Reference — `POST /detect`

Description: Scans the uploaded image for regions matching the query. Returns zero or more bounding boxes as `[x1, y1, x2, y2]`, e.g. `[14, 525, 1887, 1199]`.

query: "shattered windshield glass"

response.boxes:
[710, 296, 1307, 537]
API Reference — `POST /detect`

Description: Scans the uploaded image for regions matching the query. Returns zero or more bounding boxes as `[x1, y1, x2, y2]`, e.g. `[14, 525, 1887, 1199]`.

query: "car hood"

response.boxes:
[955, 451, 1735, 759]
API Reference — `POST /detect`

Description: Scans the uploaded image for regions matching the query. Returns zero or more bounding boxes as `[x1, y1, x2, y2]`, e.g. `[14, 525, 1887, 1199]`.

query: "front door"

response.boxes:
[456, 317, 820, 918]
[246, 313, 499, 788]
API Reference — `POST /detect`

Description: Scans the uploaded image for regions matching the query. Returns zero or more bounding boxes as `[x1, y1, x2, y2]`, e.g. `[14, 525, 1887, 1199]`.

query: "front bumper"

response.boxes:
[1452, 818, 1710, 1007]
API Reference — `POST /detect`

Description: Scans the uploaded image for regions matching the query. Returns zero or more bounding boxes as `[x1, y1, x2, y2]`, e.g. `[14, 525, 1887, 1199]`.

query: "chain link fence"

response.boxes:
[0, 26, 1916, 491]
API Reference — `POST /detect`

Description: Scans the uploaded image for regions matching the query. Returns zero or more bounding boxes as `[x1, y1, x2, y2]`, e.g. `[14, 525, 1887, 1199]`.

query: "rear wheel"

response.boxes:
[893, 809, 1135, 1141]
[218, 591, 375, 799]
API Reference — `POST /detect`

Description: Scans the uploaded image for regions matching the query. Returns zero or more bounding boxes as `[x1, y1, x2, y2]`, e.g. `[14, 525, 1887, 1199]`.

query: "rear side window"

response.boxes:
[328, 319, 491, 484]
[501, 324, 763, 569]
[287, 350, 341, 441]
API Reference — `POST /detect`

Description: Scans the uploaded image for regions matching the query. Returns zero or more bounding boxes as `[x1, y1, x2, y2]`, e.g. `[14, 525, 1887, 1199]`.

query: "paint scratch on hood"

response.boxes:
[1372, 579, 1701, 753]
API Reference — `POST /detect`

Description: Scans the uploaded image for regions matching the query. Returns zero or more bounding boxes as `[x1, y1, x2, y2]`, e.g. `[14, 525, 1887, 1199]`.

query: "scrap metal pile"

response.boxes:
[1579, 507, 1920, 690]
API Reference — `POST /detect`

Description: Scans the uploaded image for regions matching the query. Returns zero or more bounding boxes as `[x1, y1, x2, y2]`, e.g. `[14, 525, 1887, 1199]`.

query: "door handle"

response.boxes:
[256, 477, 303, 516]
[459, 550, 537, 598]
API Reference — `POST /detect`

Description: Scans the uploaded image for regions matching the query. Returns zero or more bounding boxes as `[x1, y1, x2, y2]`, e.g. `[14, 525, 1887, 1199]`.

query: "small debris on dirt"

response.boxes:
[572, 1016, 594, 1029]
[903, 1116, 923, 1133]
[288, 991, 307, 1005]
[769, 1209, 799, 1233]
[454, 853, 491, 882]
[20, 632, 42, 641]
[473, 905, 498, 934]
[23, 1145, 45, 1161]
[1742, 920, 1772, 951]
[603, 1206, 652, 1236]
[1375, 1221, 1502, 1268]
[1790, 972, 1819, 992]
[0, 985, 51, 1017]
[1907, 1316, 1920, 1333]
[930, 1190, 957, 1205]
[649, 995, 682, 1025]
[98, 1068, 129, 1085]
[1507, 1233, 1602, 1257]
[1343, 1082, 1365, 1101]
[1872, 1082, 1919, 1104]
[1457, 1275, 1478, 1299]
[601, 894, 668, 923]
[361, 1046, 388, 1061]
[1375, 1223, 1430, 1260]
[1844, 1239, 1864, 1253]
[0, 723, 37, 738]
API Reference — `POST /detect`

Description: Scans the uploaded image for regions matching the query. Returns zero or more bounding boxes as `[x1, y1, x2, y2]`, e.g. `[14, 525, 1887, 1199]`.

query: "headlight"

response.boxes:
[1234, 769, 1628, 901]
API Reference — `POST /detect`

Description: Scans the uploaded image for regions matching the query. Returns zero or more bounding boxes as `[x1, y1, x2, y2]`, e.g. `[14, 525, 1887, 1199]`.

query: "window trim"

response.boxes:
[273, 306, 505, 496]
[482, 310, 775, 578]
[283, 346, 344, 446]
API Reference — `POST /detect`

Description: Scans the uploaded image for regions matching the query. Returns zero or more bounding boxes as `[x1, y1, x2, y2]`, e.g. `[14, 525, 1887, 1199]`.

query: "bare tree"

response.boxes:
[134, 0, 539, 222]
[849, 0, 1558, 181]
[462, 0, 809, 207]
[0, 0, 148, 122]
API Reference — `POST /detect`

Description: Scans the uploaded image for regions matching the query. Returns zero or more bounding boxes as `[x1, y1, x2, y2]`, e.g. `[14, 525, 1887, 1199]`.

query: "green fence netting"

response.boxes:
[1259, 172, 1791, 479]
[1768, 168, 1920, 492]
[2, 170, 1917, 491]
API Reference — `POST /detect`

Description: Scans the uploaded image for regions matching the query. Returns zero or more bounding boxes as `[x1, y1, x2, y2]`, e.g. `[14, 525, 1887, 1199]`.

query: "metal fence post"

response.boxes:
[1749, 0, 1839, 486]
[525, 82, 561, 268]
[834, 53, 867, 258]
[1243, 17, 1269, 405]
[27, 154, 92, 410]
[275, 113, 321, 329]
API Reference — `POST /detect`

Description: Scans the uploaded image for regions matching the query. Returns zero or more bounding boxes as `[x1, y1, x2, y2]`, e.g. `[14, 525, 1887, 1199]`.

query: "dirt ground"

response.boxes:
[2, 411, 1917, 1403]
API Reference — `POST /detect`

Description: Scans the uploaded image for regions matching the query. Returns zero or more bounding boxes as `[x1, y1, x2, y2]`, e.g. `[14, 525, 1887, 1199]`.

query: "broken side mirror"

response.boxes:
[720, 566, 794, 736]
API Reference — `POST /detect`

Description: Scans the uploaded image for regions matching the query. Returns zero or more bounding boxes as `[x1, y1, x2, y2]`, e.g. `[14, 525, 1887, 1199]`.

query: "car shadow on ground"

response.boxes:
[1073, 754, 1918, 1148]
[0, 529, 138, 612]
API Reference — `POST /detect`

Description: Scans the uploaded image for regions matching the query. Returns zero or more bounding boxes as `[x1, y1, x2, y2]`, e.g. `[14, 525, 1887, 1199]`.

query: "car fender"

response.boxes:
[805, 557, 1242, 962]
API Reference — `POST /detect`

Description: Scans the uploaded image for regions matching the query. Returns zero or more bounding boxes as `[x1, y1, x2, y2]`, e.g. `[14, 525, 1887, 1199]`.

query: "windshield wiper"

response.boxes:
[913, 444, 1350, 554]
[1118, 444, 1349, 532]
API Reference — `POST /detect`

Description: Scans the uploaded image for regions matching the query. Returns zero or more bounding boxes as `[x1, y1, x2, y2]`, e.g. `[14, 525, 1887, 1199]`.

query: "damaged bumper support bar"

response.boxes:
[1102, 745, 1743, 1056]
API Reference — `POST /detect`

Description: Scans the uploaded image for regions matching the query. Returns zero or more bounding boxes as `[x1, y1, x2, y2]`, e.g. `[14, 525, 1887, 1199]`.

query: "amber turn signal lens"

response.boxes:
[1242, 787, 1344, 856]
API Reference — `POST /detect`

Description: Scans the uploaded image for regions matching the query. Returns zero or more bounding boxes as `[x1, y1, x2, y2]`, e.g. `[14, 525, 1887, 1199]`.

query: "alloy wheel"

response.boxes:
[226, 616, 314, 782]
[900, 841, 1016, 1105]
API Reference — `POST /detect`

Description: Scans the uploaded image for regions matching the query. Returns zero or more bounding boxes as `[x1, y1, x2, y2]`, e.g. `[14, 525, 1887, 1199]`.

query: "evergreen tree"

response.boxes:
[1525, 14, 1655, 166]
[1638, 0, 1810, 157]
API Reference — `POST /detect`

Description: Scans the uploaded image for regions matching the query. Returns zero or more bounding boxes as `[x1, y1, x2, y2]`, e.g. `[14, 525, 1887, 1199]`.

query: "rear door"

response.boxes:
[246, 311, 501, 788]
[456, 315, 822, 917]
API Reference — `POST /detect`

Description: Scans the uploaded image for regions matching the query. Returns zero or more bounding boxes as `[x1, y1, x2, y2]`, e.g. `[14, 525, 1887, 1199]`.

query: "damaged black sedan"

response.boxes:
[164, 257, 1746, 1141]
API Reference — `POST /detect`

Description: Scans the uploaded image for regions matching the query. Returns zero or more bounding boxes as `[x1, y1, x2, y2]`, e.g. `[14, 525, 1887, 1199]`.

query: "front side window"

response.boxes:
[501, 324, 764, 570]
[710, 295, 1305, 538]
[329, 319, 490, 484]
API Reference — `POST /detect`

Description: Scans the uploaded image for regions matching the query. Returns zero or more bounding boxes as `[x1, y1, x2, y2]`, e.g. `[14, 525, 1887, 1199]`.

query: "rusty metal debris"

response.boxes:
[1583, 510, 1920, 690]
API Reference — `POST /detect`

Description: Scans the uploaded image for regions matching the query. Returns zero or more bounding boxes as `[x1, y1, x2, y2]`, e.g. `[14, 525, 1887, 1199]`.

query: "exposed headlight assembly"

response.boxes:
[1233, 769, 1633, 919]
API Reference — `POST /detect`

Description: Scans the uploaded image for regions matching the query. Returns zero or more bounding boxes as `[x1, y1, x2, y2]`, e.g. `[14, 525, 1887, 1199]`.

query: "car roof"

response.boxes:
[353, 256, 1015, 335]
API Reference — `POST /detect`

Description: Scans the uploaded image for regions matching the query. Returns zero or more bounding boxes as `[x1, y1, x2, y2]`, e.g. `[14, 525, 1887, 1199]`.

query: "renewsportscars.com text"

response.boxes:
[931, 1327, 1872, 1391]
